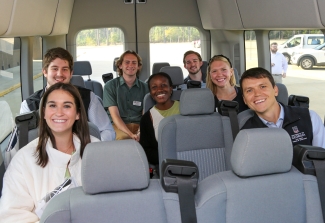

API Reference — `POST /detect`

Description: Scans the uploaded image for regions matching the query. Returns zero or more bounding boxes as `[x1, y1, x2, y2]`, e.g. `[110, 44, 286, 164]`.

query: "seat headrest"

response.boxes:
[160, 66, 184, 86]
[70, 76, 86, 88]
[180, 88, 215, 115]
[82, 140, 149, 194]
[231, 128, 293, 177]
[275, 83, 288, 105]
[73, 61, 92, 76]
[152, 62, 170, 74]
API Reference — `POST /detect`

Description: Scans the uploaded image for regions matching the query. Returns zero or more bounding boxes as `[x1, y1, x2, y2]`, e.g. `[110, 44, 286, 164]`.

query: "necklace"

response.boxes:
[61, 143, 75, 154]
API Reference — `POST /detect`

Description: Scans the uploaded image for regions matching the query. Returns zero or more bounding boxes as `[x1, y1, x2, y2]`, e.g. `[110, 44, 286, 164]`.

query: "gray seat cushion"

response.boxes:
[82, 140, 149, 194]
[231, 128, 292, 177]
[195, 128, 322, 223]
[40, 140, 182, 223]
[158, 88, 234, 181]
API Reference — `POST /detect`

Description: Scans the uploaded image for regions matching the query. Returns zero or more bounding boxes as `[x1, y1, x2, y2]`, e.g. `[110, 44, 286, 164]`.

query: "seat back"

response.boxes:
[160, 66, 185, 99]
[233, 67, 240, 85]
[196, 128, 322, 223]
[73, 61, 103, 99]
[40, 140, 181, 223]
[152, 62, 170, 74]
[275, 83, 288, 105]
[158, 88, 234, 181]
[70, 75, 86, 88]
[200, 61, 208, 75]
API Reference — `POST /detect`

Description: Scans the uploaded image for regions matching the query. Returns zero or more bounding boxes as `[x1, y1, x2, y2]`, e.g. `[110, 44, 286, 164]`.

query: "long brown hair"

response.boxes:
[35, 83, 91, 167]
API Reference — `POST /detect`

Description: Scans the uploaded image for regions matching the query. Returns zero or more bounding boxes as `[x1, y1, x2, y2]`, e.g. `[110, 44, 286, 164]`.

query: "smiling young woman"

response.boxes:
[206, 55, 249, 113]
[0, 83, 100, 222]
[139, 72, 180, 169]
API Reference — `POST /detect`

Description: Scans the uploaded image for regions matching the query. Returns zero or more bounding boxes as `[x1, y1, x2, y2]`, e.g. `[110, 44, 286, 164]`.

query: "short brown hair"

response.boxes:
[35, 83, 90, 167]
[183, 50, 202, 65]
[270, 42, 278, 47]
[43, 47, 73, 72]
[116, 50, 142, 77]
[240, 67, 276, 89]
[206, 55, 236, 95]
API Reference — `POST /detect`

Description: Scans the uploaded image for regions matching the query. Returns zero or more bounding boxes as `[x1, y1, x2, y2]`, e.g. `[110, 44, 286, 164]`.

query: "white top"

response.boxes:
[0, 134, 99, 223]
[20, 91, 115, 141]
[150, 107, 164, 140]
[271, 51, 288, 74]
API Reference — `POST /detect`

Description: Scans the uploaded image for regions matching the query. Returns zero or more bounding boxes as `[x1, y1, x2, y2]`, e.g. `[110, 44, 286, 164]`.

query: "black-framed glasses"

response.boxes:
[209, 54, 232, 68]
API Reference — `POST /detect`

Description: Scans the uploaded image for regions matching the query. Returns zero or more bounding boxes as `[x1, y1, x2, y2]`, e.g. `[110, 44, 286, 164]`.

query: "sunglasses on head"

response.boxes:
[209, 54, 232, 68]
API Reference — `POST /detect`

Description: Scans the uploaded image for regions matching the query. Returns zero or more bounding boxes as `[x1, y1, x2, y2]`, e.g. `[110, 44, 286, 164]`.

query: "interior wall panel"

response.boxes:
[67, 0, 136, 58]
[0, 0, 14, 35]
[3, 0, 59, 37]
[237, 0, 324, 29]
[50, 0, 74, 35]
[197, 0, 243, 30]
[317, 0, 325, 27]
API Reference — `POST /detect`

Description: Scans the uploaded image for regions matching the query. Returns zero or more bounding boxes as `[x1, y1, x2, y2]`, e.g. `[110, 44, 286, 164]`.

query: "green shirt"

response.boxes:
[103, 76, 149, 124]
[154, 101, 180, 117]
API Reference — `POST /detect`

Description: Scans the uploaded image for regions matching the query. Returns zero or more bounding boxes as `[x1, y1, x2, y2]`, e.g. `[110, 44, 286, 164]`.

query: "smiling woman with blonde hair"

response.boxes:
[0, 83, 100, 223]
[206, 55, 248, 113]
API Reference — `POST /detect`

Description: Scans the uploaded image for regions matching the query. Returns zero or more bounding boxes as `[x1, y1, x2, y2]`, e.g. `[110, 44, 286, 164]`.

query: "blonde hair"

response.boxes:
[206, 55, 236, 95]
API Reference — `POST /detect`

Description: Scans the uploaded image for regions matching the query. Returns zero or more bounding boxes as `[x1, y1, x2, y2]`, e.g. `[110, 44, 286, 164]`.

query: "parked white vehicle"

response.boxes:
[291, 43, 325, 69]
[277, 34, 324, 63]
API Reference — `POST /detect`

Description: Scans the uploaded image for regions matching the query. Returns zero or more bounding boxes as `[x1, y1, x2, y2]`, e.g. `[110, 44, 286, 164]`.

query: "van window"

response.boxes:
[33, 37, 43, 92]
[0, 37, 21, 117]
[149, 26, 201, 77]
[245, 31, 258, 69]
[76, 28, 125, 83]
[287, 37, 301, 48]
[307, 37, 324, 45]
[269, 30, 325, 119]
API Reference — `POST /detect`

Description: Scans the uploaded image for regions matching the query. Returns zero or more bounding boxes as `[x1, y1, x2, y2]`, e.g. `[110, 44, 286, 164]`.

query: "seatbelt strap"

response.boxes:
[15, 111, 39, 149]
[217, 101, 239, 140]
[177, 176, 197, 223]
[161, 159, 198, 223]
[313, 160, 325, 221]
[17, 121, 29, 149]
[228, 109, 239, 140]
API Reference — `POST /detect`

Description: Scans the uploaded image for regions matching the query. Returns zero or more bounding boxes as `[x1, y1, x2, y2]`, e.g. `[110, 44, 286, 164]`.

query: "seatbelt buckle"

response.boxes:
[186, 80, 201, 89]
[15, 110, 39, 130]
[217, 100, 239, 116]
[292, 144, 325, 175]
[160, 159, 199, 193]
[288, 95, 310, 108]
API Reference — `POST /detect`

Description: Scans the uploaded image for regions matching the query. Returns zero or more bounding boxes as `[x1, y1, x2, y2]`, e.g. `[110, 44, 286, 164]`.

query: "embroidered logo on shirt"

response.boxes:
[291, 126, 307, 143]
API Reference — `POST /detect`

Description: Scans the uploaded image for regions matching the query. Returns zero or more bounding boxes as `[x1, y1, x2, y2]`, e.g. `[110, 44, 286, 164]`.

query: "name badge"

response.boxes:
[133, 101, 142, 106]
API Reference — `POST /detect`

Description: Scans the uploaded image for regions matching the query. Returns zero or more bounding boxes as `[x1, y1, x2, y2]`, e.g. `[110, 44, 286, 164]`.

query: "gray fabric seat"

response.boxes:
[195, 128, 323, 223]
[152, 62, 170, 75]
[73, 61, 103, 100]
[70, 75, 86, 88]
[233, 67, 240, 84]
[40, 140, 181, 223]
[158, 88, 234, 181]
[143, 66, 186, 113]
[238, 82, 289, 129]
